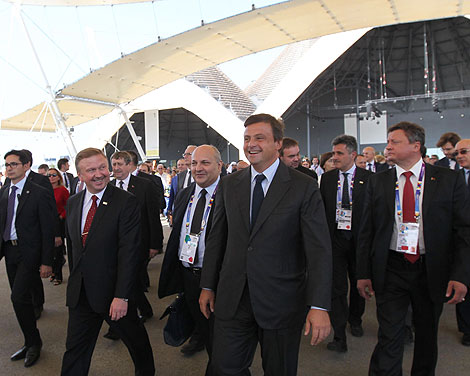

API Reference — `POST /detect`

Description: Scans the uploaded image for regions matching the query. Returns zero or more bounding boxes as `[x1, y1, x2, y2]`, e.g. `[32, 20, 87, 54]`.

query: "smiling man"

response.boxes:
[199, 114, 332, 376]
[61, 148, 154, 376]
[357, 122, 470, 375]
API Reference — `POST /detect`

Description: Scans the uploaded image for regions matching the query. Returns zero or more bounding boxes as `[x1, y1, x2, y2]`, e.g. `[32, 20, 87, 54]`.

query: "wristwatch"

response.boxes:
[120, 298, 129, 302]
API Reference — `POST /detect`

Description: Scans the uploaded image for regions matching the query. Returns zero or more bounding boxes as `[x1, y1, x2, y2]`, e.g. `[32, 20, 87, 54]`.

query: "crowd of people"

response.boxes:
[1, 114, 470, 376]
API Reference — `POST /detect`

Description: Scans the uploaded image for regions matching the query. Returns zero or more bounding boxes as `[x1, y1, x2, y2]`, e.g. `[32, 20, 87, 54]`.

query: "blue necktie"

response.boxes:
[342, 173, 350, 209]
[3, 186, 18, 241]
[251, 174, 266, 231]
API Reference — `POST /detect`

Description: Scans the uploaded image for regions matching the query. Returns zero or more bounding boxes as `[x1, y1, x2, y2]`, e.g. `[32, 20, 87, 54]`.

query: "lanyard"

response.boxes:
[336, 169, 356, 208]
[185, 186, 218, 235]
[395, 163, 425, 221]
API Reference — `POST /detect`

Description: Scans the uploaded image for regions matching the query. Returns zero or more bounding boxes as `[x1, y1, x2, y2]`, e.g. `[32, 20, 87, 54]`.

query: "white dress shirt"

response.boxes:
[178, 177, 220, 268]
[81, 188, 106, 234]
[389, 158, 426, 253]
[115, 174, 131, 191]
[249, 158, 279, 221]
[7, 175, 27, 241]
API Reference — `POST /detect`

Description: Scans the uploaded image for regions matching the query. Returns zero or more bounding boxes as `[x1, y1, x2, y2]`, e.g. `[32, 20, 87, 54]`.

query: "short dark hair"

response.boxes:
[388, 122, 426, 155]
[331, 134, 358, 153]
[57, 158, 69, 169]
[126, 150, 139, 166]
[75, 148, 106, 172]
[436, 132, 461, 148]
[244, 113, 284, 142]
[5, 150, 28, 165]
[320, 152, 334, 170]
[20, 149, 33, 164]
[279, 137, 299, 156]
[38, 164, 49, 171]
[111, 151, 132, 165]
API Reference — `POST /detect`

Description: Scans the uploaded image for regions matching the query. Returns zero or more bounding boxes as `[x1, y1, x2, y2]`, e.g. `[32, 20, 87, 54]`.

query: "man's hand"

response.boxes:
[54, 236, 63, 247]
[304, 309, 331, 345]
[109, 298, 128, 321]
[39, 265, 52, 279]
[446, 280, 468, 304]
[199, 289, 215, 319]
[357, 279, 375, 300]
[149, 249, 160, 259]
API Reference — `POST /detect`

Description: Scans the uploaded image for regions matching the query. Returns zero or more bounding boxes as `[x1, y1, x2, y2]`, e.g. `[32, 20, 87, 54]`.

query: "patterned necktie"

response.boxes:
[3, 186, 18, 241]
[251, 174, 266, 230]
[402, 171, 419, 263]
[82, 195, 98, 246]
[191, 189, 207, 265]
[341, 172, 350, 209]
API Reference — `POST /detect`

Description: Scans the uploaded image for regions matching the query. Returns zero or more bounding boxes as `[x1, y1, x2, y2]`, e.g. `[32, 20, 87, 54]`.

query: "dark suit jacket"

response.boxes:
[111, 175, 163, 254]
[177, 169, 191, 193]
[167, 175, 178, 213]
[435, 157, 460, 170]
[357, 164, 470, 303]
[65, 184, 141, 313]
[136, 171, 166, 210]
[200, 162, 332, 329]
[296, 164, 318, 181]
[158, 182, 215, 298]
[320, 167, 372, 244]
[0, 180, 55, 267]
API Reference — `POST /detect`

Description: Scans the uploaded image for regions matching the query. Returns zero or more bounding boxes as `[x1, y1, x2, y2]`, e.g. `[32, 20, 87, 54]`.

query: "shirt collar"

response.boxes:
[194, 176, 220, 198]
[84, 185, 106, 204]
[396, 158, 424, 178]
[339, 164, 356, 177]
[11, 175, 27, 192]
[250, 158, 280, 184]
[117, 173, 131, 186]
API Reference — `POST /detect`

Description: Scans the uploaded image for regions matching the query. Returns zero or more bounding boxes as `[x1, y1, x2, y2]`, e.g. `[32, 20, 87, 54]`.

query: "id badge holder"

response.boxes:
[180, 233, 200, 264]
[337, 209, 352, 230]
[396, 222, 419, 255]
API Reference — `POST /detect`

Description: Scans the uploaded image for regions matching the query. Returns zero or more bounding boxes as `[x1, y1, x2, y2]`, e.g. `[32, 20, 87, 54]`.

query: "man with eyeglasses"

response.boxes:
[454, 139, 470, 346]
[0, 150, 55, 368]
[435, 132, 461, 170]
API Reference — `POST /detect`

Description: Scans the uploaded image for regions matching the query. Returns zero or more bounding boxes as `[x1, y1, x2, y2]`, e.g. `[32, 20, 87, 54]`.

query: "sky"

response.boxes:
[0, 0, 285, 164]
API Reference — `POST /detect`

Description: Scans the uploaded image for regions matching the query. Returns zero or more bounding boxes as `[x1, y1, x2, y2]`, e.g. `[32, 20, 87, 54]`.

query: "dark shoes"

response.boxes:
[327, 338, 348, 353]
[180, 340, 205, 356]
[462, 333, 470, 346]
[103, 329, 120, 341]
[139, 312, 153, 324]
[350, 324, 364, 337]
[11, 342, 42, 367]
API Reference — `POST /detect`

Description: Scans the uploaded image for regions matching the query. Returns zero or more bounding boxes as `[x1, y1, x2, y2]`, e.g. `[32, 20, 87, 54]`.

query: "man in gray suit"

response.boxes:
[199, 114, 332, 375]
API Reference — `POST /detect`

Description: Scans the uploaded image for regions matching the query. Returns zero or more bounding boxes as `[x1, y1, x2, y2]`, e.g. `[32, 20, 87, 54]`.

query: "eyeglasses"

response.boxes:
[5, 162, 22, 169]
[47, 173, 58, 177]
[182, 153, 192, 157]
[453, 149, 470, 157]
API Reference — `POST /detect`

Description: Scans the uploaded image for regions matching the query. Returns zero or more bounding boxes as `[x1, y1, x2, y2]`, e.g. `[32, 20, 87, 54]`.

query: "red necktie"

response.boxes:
[82, 195, 98, 246]
[402, 171, 419, 263]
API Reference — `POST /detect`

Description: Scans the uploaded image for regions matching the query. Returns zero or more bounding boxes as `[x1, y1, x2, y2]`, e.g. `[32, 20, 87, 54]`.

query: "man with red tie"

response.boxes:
[61, 148, 154, 375]
[357, 122, 470, 375]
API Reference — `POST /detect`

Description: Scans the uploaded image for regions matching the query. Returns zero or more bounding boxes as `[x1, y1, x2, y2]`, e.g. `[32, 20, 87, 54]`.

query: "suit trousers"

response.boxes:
[370, 251, 443, 376]
[3, 242, 42, 347]
[330, 229, 365, 340]
[212, 285, 304, 376]
[31, 273, 45, 309]
[61, 287, 155, 376]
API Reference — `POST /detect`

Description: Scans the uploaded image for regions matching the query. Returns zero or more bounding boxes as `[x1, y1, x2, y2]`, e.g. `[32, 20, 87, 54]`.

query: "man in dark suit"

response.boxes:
[175, 145, 197, 196]
[61, 148, 154, 376]
[159, 145, 222, 368]
[0, 150, 55, 367]
[199, 114, 332, 375]
[357, 122, 470, 375]
[279, 137, 318, 181]
[363, 146, 388, 173]
[320, 135, 372, 352]
[168, 158, 187, 215]
[454, 139, 470, 346]
[435, 132, 461, 170]
[103, 151, 162, 338]
[58, 158, 74, 191]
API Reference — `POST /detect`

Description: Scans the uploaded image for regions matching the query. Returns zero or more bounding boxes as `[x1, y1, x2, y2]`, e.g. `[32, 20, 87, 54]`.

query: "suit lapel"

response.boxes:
[422, 164, 439, 219]
[0, 186, 9, 233]
[72, 190, 86, 253]
[234, 168, 251, 234]
[250, 163, 291, 240]
[16, 182, 32, 216]
[128, 175, 136, 194]
[83, 185, 113, 249]
[384, 168, 396, 219]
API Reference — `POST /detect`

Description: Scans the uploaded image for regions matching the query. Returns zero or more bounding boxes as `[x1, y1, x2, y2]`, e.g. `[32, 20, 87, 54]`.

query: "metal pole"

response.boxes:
[356, 88, 361, 148]
[306, 102, 311, 158]
[15, 5, 77, 160]
[119, 107, 146, 162]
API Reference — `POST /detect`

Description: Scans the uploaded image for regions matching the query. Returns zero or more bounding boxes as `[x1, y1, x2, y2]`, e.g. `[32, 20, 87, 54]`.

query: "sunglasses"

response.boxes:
[47, 173, 58, 177]
[453, 149, 470, 158]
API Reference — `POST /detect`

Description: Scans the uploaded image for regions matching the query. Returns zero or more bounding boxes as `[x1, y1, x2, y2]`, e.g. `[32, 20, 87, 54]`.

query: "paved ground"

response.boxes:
[0, 223, 469, 375]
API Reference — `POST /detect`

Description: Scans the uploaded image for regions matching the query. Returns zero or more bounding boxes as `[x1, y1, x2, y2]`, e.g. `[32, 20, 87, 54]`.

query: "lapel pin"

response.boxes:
[359, 181, 364, 184]
[431, 177, 436, 181]
[26, 190, 30, 194]
[103, 201, 108, 205]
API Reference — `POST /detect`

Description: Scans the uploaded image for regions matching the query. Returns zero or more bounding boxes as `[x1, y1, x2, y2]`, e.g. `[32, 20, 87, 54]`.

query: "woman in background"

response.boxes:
[48, 167, 70, 285]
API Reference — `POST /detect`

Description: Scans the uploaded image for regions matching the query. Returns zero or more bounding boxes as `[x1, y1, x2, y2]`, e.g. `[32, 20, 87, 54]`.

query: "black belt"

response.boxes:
[389, 249, 425, 264]
[3, 240, 18, 246]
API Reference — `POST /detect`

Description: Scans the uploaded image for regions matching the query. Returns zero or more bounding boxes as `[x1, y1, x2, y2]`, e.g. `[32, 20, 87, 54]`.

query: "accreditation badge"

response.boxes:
[180, 233, 200, 264]
[337, 209, 352, 231]
[396, 222, 419, 255]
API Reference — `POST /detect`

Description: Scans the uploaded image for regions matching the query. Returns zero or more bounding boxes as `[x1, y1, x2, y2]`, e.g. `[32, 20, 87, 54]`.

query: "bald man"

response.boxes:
[362, 146, 387, 173]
